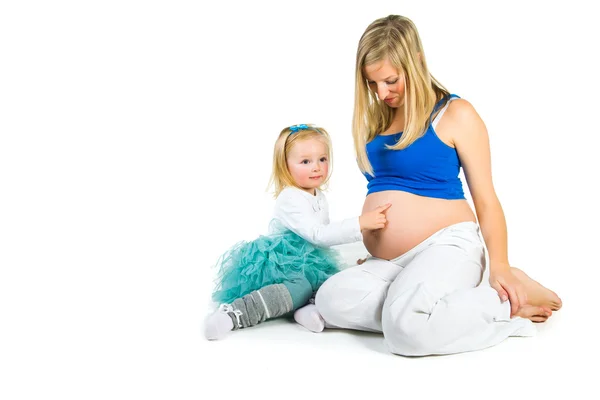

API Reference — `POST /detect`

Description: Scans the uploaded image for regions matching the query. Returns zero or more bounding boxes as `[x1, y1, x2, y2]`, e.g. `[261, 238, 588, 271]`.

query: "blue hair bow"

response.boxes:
[289, 124, 309, 134]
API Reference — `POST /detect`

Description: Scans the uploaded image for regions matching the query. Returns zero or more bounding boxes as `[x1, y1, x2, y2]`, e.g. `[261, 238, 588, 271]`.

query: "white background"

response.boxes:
[1, 0, 599, 399]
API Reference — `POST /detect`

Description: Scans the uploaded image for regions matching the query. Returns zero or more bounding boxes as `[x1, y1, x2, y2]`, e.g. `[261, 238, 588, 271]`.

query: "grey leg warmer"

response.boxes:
[228, 284, 294, 330]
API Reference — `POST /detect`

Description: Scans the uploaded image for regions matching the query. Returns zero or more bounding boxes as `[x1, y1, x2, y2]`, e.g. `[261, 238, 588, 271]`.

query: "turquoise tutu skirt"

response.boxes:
[211, 228, 341, 304]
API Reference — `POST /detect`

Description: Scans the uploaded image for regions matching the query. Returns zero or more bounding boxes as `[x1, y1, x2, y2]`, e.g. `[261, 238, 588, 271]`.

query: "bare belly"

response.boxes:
[362, 190, 476, 260]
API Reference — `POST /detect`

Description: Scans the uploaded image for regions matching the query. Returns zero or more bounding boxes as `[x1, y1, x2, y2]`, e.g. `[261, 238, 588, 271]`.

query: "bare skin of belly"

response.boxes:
[362, 190, 476, 260]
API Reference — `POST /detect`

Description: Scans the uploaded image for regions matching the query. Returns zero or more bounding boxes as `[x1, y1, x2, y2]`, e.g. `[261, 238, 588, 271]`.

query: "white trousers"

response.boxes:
[315, 222, 535, 356]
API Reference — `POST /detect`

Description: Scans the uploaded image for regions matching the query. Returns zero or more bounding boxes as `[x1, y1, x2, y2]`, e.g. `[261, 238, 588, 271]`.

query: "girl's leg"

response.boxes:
[315, 258, 404, 332]
[381, 224, 535, 356]
[204, 277, 312, 340]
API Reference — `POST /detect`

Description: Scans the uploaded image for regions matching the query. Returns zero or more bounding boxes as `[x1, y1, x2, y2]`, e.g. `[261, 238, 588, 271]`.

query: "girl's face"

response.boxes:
[286, 137, 329, 195]
[364, 58, 406, 108]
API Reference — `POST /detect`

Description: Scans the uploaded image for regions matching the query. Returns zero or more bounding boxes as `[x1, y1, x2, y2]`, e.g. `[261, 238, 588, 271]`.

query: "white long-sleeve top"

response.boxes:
[270, 187, 362, 248]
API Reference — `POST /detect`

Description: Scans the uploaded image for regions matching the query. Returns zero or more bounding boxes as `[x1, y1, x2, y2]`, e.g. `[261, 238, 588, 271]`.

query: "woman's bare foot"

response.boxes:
[515, 305, 553, 323]
[511, 267, 562, 311]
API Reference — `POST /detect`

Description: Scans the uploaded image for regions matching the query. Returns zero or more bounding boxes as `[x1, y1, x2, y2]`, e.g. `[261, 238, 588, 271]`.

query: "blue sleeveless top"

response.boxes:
[364, 94, 465, 200]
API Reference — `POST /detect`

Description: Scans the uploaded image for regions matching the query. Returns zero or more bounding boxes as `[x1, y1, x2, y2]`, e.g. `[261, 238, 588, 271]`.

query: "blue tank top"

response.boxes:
[364, 94, 465, 200]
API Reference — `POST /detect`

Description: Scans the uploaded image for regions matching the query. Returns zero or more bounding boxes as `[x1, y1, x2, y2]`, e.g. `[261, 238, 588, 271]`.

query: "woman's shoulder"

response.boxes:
[443, 98, 482, 126]
[437, 97, 487, 146]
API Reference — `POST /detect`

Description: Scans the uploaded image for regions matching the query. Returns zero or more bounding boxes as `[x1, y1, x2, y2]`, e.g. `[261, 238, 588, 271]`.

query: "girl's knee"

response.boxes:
[284, 278, 313, 309]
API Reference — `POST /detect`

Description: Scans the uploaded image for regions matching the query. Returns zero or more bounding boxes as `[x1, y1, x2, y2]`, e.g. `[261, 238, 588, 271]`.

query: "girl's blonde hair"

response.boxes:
[353, 15, 450, 176]
[268, 125, 333, 197]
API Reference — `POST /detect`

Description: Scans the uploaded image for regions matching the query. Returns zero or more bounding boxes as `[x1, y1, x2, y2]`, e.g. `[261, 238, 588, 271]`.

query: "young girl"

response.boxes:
[204, 124, 390, 340]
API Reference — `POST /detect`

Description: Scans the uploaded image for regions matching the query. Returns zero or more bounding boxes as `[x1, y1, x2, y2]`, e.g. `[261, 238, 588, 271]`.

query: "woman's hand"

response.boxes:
[489, 265, 528, 317]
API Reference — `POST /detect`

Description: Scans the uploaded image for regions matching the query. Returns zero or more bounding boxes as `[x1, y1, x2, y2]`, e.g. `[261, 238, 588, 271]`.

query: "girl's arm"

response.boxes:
[273, 189, 362, 247]
[447, 99, 527, 316]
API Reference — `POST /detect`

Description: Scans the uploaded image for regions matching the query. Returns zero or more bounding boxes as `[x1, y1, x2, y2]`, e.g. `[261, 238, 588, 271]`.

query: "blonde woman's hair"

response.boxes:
[353, 15, 450, 176]
[268, 125, 333, 198]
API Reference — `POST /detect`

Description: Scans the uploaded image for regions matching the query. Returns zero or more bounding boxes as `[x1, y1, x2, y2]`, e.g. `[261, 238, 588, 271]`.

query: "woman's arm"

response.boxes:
[445, 99, 527, 316]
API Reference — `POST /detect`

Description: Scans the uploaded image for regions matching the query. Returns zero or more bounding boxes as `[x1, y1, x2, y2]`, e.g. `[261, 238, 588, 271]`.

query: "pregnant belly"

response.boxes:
[362, 190, 477, 260]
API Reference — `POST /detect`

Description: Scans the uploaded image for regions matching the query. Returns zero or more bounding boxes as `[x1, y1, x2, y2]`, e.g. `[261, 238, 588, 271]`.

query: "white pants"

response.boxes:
[315, 222, 535, 356]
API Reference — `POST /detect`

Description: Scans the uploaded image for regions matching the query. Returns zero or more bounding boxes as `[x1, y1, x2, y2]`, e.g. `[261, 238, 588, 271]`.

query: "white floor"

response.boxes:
[4, 235, 593, 400]
[201, 312, 572, 399]
[197, 246, 594, 400]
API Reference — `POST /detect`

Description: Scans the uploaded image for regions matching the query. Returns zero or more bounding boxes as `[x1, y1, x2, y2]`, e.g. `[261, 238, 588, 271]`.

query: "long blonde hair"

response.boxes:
[353, 15, 449, 176]
[268, 125, 333, 197]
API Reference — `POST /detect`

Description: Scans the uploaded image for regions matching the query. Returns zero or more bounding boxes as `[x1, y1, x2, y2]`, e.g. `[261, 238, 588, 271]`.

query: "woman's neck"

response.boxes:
[382, 106, 405, 135]
[392, 106, 405, 127]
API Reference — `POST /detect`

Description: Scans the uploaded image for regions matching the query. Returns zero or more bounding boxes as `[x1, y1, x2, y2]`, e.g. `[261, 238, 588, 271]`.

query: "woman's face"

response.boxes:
[364, 58, 405, 108]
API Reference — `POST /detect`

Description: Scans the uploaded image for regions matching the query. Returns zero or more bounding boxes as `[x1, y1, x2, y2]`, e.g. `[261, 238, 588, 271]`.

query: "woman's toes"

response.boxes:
[516, 305, 552, 323]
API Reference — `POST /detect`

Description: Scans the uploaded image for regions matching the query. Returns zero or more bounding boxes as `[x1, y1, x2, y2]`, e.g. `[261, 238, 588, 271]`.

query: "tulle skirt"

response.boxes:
[211, 229, 341, 304]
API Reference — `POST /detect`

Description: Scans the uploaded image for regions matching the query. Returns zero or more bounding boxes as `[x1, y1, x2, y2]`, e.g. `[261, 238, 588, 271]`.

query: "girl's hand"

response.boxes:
[489, 265, 528, 317]
[359, 203, 392, 231]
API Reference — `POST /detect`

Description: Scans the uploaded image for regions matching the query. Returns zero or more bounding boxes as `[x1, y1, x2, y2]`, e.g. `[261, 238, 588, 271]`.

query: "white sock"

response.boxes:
[204, 309, 234, 340]
[294, 304, 325, 333]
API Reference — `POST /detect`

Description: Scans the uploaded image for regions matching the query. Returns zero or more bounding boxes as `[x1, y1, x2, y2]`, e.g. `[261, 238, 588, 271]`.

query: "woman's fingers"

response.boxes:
[490, 281, 508, 303]
[506, 285, 520, 316]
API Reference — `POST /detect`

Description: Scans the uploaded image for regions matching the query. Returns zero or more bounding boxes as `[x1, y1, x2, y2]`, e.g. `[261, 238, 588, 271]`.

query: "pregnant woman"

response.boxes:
[315, 15, 562, 356]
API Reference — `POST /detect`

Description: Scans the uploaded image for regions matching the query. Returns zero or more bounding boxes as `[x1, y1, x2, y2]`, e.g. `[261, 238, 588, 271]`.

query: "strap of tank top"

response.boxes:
[431, 94, 461, 129]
